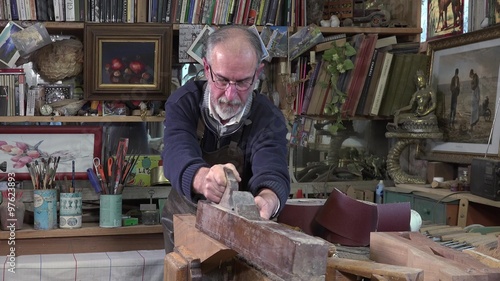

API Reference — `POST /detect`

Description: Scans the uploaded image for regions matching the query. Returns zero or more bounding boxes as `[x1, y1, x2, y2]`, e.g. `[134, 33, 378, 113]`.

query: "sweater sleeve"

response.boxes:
[162, 82, 208, 201]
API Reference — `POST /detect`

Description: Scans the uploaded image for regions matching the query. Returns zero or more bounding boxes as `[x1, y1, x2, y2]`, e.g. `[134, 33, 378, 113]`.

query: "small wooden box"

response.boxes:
[426, 161, 455, 184]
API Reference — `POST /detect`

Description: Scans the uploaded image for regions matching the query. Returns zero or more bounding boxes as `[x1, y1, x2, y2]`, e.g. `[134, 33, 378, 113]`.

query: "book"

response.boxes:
[288, 24, 323, 61]
[266, 0, 278, 25]
[344, 33, 378, 117]
[10, 0, 19, 20]
[136, 0, 148, 22]
[355, 47, 380, 116]
[362, 47, 389, 116]
[388, 53, 415, 116]
[369, 51, 394, 116]
[300, 57, 322, 114]
[306, 60, 329, 115]
[0, 86, 7, 116]
[313, 37, 346, 52]
[65, 0, 76, 21]
[378, 52, 405, 116]
[246, 0, 260, 25]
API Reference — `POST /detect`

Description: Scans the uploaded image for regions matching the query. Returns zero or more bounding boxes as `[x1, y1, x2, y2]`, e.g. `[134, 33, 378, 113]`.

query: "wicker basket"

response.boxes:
[32, 39, 84, 82]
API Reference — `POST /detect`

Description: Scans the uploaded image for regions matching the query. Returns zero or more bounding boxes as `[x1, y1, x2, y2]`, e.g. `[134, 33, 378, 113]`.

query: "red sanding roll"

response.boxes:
[277, 199, 326, 236]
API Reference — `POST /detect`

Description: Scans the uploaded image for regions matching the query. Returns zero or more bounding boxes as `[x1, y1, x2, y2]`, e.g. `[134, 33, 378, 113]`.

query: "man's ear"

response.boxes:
[203, 58, 209, 77]
[256, 62, 265, 76]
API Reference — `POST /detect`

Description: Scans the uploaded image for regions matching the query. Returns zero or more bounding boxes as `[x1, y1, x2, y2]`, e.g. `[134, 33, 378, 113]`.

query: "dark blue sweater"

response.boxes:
[162, 81, 290, 212]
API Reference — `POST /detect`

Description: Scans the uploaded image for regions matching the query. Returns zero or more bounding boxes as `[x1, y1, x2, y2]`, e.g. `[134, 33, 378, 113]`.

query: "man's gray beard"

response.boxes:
[214, 99, 243, 120]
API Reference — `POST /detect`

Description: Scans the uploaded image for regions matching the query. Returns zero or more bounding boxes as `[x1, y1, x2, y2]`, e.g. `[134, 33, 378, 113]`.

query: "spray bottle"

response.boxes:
[375, 180, 385, 204]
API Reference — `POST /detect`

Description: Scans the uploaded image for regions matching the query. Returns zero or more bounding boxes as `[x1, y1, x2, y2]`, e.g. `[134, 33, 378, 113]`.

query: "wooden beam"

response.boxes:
[326, 257, 423, 281]
[196, 200, 330, 281]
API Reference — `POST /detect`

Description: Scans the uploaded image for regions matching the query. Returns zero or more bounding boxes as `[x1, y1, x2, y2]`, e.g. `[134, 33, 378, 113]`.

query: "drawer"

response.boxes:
[413, 195, 458, 225]
[384, 190, 413, 205]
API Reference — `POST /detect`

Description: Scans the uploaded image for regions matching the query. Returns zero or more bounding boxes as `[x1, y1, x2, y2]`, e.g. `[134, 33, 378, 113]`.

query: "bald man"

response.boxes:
[160, 26, 290, 252]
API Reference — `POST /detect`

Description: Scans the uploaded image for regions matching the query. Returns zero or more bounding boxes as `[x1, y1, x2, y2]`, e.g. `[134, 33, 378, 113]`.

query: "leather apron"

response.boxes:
[161, 121, 246, 253]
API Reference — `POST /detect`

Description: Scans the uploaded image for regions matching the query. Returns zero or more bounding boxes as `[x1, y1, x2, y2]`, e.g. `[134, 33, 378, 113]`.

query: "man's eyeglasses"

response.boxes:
[208, 65, 256, 92]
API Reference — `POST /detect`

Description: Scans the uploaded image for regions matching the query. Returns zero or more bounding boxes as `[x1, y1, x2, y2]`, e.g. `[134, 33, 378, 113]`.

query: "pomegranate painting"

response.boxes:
[101, 41, 156, 85]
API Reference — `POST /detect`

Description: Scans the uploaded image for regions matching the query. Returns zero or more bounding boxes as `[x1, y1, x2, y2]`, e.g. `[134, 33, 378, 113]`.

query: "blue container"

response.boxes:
[33, 189, 58, 230]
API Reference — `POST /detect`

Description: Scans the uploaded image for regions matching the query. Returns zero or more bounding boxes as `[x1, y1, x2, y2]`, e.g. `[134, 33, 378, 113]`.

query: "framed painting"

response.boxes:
[428, 25, 500, 156]
[426, 0, 468, 41]
[84, 23, 172, 101]
[0, 126, 103, 180]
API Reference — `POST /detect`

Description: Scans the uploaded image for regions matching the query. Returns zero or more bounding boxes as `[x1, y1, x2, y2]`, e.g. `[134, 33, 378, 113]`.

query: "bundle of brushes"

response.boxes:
[26, 156, 61, 190]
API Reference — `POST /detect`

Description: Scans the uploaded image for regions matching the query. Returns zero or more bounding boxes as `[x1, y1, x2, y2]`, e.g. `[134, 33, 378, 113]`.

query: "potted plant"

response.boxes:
[321, 41, 357, 134]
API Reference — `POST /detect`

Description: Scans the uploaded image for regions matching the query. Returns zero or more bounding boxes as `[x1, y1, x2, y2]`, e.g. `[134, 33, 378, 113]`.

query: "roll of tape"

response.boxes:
[277, 199, 326, 236]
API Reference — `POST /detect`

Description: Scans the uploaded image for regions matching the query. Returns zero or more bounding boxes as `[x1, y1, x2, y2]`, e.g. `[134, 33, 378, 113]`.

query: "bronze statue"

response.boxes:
[387, 70, 440, 133]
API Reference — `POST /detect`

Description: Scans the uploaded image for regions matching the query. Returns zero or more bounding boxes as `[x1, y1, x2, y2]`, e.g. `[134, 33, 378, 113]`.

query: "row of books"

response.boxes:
[0, 69, 28, 116]
[0, 0, 311, 25]
[295, 35, 426, 118]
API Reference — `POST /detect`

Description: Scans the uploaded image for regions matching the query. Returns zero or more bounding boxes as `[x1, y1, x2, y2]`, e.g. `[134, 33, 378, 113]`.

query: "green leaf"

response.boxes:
[343, 59, 355, 70]
[345, 44, 357, 56]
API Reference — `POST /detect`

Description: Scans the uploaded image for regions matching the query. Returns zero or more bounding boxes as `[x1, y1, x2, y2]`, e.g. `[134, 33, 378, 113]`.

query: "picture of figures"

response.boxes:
[426, 0, 466, 40]
[431, 38, 500, 147]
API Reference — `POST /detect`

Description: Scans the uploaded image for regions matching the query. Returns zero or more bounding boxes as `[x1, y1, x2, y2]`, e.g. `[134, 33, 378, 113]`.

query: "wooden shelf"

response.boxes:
[0, 223, 162, 240]
[0, 223, 165, 255]
[0, 115, 165, 123]
[315, 26, 422, 36]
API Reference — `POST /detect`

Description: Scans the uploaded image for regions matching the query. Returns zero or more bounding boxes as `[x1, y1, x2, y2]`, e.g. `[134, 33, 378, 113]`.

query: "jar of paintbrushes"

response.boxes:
[26, 156, 60, 230]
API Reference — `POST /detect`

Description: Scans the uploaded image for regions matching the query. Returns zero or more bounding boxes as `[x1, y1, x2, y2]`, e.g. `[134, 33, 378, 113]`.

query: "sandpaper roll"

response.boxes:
[315, 188, 411, 246]
[277, 199, 326, 236]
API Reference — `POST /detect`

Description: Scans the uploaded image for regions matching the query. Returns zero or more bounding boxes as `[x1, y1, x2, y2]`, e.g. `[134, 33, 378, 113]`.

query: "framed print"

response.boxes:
[428, 25, 500, 156]
[187, 24, 215, 65]
[0, 126, 102, 180]
[426, 0, 468, 41]
[0, 21, 22, 68]
[84, 23, 172, 101]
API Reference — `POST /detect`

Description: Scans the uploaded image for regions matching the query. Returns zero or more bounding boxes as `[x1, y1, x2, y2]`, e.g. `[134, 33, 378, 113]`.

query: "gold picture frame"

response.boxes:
[427, 24, 500, 158]
[84, 23, 172, 101]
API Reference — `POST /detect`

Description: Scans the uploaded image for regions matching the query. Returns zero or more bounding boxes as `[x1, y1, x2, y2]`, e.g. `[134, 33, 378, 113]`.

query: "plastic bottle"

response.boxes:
[375, 180, 385, 204]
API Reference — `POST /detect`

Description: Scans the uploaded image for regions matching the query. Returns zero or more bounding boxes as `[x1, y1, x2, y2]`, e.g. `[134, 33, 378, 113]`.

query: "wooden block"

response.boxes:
[164, 252, 188, 281]
[370, 232, 495, 280]
[173, 214, 237, 272]
[426, 162, 455, 184]
[425, 226, 464, 237]
[463, 249, 500, 268]
[175, 246, 202, 280]
[196, 201, 330, 281]
[326, 257, 424, 281]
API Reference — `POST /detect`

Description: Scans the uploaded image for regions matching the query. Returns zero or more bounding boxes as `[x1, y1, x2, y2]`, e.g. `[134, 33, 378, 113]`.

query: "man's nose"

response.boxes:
[225, 84, 238, 100]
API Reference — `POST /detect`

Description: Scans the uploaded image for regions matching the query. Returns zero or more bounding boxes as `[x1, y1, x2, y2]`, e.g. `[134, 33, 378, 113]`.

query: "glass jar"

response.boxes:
[0, 191, 25, 231]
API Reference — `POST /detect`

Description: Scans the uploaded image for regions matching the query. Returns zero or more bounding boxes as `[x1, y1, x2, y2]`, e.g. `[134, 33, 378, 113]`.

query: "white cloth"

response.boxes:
[0, 250, 164, 281]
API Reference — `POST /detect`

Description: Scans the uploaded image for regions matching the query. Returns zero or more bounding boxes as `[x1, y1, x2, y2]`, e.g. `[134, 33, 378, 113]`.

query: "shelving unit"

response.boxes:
[0, 115, 164, 123]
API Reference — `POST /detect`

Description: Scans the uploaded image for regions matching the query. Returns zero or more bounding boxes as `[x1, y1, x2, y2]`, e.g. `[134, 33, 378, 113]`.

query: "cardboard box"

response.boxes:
[126, 155, 162, 187]
[426, 161, 455, 184]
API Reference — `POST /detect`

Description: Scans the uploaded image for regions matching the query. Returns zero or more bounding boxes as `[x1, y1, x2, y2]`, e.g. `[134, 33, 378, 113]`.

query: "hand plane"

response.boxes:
[217, 168, 261, 220]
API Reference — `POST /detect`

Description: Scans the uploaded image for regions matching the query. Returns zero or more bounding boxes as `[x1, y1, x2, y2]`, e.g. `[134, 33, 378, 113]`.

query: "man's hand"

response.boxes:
[192, 163, 240, 203]
[255, 189, 279, 220]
